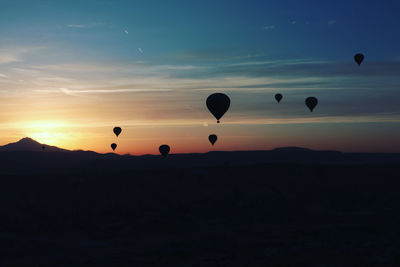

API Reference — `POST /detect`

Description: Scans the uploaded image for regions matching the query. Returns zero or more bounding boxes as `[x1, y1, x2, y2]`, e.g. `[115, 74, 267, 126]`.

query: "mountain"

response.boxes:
[272, 146, 315, 152]
[2, 138, 400, 175]
[0, 137, 69, 152]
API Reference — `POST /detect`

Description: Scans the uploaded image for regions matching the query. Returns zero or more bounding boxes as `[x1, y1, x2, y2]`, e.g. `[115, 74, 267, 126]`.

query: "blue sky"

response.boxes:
[2, 0, 399, 62]
[0, 0, 399, 153]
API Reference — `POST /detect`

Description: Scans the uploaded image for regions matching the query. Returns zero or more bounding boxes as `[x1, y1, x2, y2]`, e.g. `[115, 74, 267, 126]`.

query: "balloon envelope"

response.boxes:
[113, 127, 122, 137]
[206, 93, 230, 123]
[208, 134, 217, 146]
[305, 97, 318, 112]
[354, 53, 364, 66]
[159, 144, 170, 157]
[275, 93, 283, 103]
[111, 143, 117, 151]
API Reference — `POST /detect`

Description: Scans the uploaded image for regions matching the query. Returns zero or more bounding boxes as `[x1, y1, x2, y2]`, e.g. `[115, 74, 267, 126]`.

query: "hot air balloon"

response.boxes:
[111, 143, 117, 151]
[206, 93, 230, 123]
[275, 93, 283, 103]
[305, 97, 318, 112]
[42, 146, 45, 150]
[159, 144, 170, 157]
[208, 134, 217, 146]
[354, 53, 364, 66]
[113, 127, 122, 137]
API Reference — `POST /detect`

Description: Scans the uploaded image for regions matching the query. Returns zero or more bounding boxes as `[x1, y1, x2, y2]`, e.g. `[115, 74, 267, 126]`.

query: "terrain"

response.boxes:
[1, 138, 400, 266]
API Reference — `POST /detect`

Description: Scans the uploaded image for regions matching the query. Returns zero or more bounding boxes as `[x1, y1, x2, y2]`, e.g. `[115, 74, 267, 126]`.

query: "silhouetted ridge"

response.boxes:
[272, 147, 314, 152]
[0, 137, 69, 152]
[1, 145, 400, 176]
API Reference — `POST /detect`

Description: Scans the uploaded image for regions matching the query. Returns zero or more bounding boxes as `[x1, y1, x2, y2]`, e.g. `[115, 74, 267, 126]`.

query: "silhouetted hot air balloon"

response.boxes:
[111, 143, 117, 151]
[206, 93, 230, 123]
[113, 127, 122, 137]
[354, 53, 364, 66]
[208, 134, 217, 146]
[159, 144, 170, 157]
[275, 93, 283, 103]
[42, 146, 45, 150]
[305, 97, 318, 112]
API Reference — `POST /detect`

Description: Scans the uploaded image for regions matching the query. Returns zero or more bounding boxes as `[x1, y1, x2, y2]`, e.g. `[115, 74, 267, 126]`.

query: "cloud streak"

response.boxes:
[1, 53, 399, 126]
[263, 25, 276, 30]
[0, 47, 40, 64]
[57, 88, 173, 96]
[67, 24, 88, 28]
[66, 22, 104, 29]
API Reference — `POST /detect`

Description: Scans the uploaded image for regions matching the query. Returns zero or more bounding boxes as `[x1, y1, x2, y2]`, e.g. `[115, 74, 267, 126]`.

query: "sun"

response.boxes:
[24, 121, 70, 146]
[29, 132, 67, 146]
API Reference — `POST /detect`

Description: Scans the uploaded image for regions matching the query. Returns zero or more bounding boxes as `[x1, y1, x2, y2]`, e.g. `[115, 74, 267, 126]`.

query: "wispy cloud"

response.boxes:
[328, 20, 337, 25]
[221, 59, 328, 67]
[57, 88, 173, 96]
[177, 49, 265, 62]
[67, 22, 104, 29]
[0, 54, 20, 64]
[67, 24, 88, 28]
[11, 67, 41, 75]
[263, 25, 276, 30]
[138, 48, 143, 54]
[124, 30, 129, 35]
[30, 62, 200, 74]
[218, 116, 400, 125]
[2, 54, 400, 125]
[0, 47, 39, 64]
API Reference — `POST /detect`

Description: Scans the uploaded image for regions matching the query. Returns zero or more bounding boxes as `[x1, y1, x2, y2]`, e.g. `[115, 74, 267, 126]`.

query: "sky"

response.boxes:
[0, 0, 400, 154]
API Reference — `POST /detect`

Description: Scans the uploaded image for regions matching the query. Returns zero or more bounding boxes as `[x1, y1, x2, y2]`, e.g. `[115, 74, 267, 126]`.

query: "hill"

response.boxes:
[1, 137, 400, 175]
[1, 138, 400, 266]
[0, 137, 69, 152]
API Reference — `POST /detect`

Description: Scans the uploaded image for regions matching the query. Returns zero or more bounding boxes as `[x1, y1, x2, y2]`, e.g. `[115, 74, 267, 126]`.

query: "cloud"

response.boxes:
[2, 53, 400, 124]
[220, 59, 328, 67]
[138, 48, 143, 54]
[67, 24, 88, 28]
[57, 88, 173, 96]
[328, 20, 337, 25]
[214, 116, 400, 125]
[177, 49, 265, 62]
[124, 30, 129, 34]
[0, 54, 19, 64]
[292, 21, 297, 25]
[30, 62, 200, 75]
[263, 25, 276, 30]
[11, 67, 41, 75]
[11, 58, 399, 97]
[0, 47, 40, 64]
[195, 59, 400, 80]
[67, 22, 104, 29]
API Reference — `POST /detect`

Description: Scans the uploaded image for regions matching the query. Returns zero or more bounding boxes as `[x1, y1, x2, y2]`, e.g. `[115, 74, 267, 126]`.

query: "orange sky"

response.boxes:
[2, 110, 400, 155]
[1, 69, 400, 154]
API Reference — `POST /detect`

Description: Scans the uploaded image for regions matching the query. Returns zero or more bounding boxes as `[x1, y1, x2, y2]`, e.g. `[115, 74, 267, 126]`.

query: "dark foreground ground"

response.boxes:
[1, 153, 400, 266]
